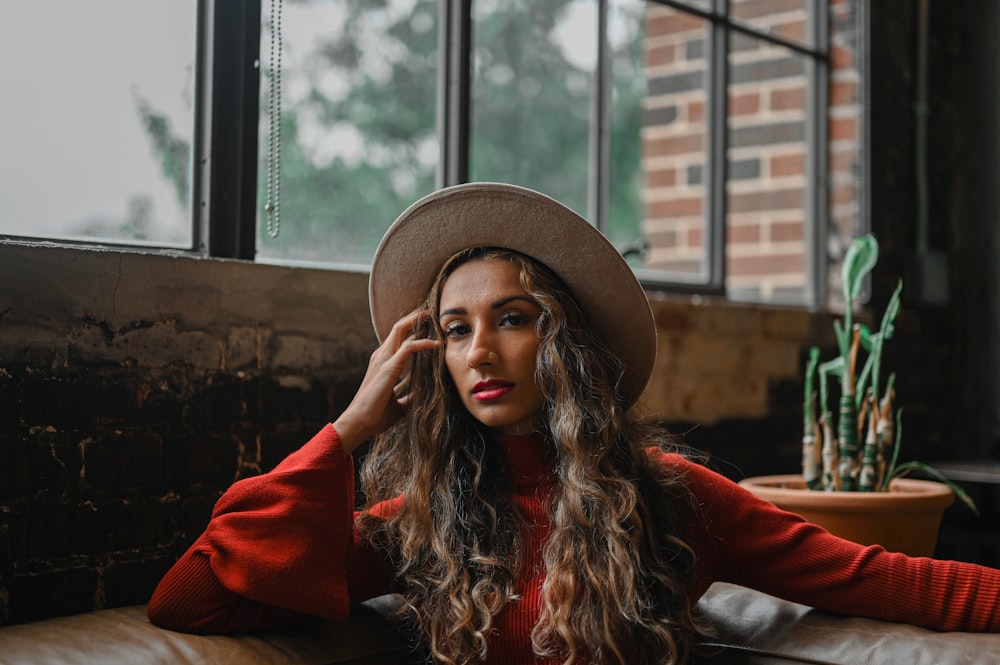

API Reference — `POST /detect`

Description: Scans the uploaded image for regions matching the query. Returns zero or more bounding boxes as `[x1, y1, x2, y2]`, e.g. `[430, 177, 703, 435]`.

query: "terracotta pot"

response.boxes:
[738, 474, 954, 557]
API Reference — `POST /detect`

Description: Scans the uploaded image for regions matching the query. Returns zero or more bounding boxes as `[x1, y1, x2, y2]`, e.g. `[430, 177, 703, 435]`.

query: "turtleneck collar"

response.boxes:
[495, 431, 558, 491]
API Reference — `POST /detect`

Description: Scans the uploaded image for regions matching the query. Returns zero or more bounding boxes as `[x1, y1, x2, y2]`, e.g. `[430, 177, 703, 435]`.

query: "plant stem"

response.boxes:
[838, 326, 862, 491]
[803, 347, 822, 488]
[859, 392, 879, 491]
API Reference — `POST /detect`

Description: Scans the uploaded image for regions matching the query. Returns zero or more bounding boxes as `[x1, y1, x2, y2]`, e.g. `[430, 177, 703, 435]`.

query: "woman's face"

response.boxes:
[438, 257, 545, 436]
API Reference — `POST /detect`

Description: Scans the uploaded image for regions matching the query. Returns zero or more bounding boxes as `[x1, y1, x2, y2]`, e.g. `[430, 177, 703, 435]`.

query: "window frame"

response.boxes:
[393, 0, 836, 307]
[198, 0, 261, 260]
[2, 0, 843, 311]
[624, 0, 833, 306]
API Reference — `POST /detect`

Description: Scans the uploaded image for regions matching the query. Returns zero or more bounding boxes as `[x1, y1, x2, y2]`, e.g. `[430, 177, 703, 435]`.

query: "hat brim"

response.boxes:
[369, 182, 655, 408]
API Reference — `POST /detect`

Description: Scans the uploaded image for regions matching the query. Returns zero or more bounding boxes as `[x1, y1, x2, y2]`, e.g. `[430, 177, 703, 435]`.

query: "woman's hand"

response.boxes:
[333, 309, 440, 456]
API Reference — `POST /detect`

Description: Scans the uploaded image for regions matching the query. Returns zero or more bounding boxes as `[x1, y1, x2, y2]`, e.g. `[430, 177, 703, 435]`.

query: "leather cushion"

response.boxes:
[0, 601, 411, 665]
[3, 585, 1000, 664]
[696, 582, 1000, 664]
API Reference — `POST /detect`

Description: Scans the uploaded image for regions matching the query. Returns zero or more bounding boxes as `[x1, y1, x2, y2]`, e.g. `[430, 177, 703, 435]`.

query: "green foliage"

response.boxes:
[801, 234, 974, 509]
[257, 0, 440, 263]
[469, 1, 594, 214]
[837, 234, 878, 353]
[133, 89, 190, 209]
[139, 1, 648, 264]
[890, 460, 979, 515]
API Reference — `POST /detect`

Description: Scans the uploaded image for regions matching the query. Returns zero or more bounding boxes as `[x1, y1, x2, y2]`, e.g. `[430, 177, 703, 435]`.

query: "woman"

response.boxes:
[148, 183, 1000, 664]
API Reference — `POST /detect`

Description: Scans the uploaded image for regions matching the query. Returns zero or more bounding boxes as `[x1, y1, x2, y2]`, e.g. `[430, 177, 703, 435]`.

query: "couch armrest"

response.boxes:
[0, 599, 411, 665]
[696, 582, 1000, 665]
[5, 585, 999, 665]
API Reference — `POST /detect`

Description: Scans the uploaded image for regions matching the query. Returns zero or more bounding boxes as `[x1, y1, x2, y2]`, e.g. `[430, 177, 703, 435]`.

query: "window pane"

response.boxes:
[255, 0, 439, 265]
[470, 0, 595, 216]
[629, 3, 711, 280]
[730, 0, 814, 49]
[726, 32, 811, 303]
[0, 2, 195, 246]
[607, 0, 647, 261]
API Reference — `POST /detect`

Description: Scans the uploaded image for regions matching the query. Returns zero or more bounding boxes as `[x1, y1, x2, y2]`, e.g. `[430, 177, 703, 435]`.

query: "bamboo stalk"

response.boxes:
[859, 392, 880, 491]
[821, 413, 839, 490]
[803, 422, 822, 490]
[802, 348, 822, 489]
[875, 376, 896, 489]
[837, 326, 862, 491]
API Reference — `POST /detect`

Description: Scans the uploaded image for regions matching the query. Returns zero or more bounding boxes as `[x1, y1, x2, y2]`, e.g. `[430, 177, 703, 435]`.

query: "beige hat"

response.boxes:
[369, 182, 656, 407]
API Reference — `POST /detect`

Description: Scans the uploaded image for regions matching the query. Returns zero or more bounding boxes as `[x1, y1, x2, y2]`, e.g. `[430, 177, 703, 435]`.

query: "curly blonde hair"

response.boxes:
[359, 248, 702, 664]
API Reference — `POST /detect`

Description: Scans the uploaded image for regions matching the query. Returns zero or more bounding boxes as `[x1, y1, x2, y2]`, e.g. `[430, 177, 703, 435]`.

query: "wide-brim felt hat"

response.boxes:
[369, 182, 656, 408]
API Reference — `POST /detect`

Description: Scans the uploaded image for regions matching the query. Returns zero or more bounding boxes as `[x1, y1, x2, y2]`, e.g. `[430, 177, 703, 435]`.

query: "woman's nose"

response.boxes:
[466, 332, 497, 368]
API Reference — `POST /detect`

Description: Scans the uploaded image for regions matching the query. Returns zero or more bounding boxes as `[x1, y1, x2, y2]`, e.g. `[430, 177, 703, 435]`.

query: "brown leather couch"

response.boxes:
[1, 583, 998, 664]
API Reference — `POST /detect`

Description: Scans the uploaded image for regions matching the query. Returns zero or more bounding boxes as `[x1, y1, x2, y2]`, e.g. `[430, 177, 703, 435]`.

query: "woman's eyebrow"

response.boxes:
[439, 306, 465, 318]
[491, 295, 536, 310]
[439, 295, 536, 318]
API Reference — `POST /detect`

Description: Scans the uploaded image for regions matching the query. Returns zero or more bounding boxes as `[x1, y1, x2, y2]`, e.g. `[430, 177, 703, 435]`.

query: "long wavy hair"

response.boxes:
[359, 248, 703, 664]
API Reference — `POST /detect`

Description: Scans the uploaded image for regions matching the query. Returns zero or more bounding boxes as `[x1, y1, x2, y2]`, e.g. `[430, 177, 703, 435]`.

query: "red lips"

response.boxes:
[472, 379, 515, 401]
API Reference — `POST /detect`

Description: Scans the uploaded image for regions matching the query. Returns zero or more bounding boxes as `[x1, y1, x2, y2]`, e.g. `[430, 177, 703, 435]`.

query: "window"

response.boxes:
[0, 1, 197, 248]
[254, 1, 440, 265]
[1, 0, 864, 308]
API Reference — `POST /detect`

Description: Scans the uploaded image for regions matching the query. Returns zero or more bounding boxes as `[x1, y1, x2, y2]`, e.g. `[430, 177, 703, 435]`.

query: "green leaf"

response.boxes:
[832, 319, 851, 361]
[803, 347, 821, 433]
[881, 408, 905, 491]
[818, 357, 845, 378]
[890, 461, 979, 516]
[818, 357, 844, 416]
[857, 324, 875, 352]
[842, 234, 879, 305]
[883, 278, 904, 326]
[869, 279, 904, 403]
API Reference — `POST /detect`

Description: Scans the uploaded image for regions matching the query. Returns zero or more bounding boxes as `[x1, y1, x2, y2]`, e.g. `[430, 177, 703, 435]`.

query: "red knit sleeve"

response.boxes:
[658, 452, 1000, 632]
[147, 424, 397, 633]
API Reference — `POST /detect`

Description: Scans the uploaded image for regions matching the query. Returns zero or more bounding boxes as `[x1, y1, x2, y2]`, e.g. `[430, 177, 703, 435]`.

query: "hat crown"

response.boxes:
[370, 182, 656, 407]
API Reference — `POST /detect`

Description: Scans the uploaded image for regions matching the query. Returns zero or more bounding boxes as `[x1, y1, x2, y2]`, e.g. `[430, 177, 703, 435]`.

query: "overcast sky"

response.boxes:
[0, 2, 196, 243]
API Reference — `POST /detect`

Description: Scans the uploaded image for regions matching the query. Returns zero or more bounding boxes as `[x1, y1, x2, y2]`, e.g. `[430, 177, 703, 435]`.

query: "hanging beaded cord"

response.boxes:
[264, 0, 283, 239]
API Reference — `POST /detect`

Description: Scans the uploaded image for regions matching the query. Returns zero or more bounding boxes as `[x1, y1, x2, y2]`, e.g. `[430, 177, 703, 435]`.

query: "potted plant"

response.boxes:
[740, 234, 975, 557]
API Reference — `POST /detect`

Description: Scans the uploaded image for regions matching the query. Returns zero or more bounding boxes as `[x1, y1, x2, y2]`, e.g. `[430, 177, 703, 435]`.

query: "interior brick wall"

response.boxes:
[0, 246, 373, 624]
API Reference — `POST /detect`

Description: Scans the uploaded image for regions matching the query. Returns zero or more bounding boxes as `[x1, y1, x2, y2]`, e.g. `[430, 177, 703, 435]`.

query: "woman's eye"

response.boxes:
[500, 312, 529, 327]
[444, 322, 470, 338]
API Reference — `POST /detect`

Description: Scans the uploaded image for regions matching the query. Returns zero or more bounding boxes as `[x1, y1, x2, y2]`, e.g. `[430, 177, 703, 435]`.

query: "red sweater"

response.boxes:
[148, 425, 1000, 659]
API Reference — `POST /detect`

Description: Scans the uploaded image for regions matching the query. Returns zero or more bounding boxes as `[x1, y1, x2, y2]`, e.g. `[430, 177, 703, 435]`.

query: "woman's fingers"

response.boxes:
[333, 310, 439, 455]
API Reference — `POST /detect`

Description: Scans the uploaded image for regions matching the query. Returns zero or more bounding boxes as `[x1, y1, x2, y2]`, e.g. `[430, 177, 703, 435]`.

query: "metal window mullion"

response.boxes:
[706, 0, 729, 291]
[727, 19, 822, 58]
[807, 0, 830, 310]
[205, 0, 261, 260]
[193, 0, 213, 255]
[655, 0, 824, 58]
[438, 0, 472, 188]
[589, 0, 611, 232]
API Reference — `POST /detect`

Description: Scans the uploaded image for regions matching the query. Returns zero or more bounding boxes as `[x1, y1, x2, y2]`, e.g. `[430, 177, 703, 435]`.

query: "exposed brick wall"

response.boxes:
[0, 245, 374, 625]
[641, 296, 833, 425]
[639, 295, 839, 480]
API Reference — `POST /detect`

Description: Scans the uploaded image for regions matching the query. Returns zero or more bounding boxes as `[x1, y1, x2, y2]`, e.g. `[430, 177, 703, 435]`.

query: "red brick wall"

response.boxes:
[641, 0, 862, 302]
